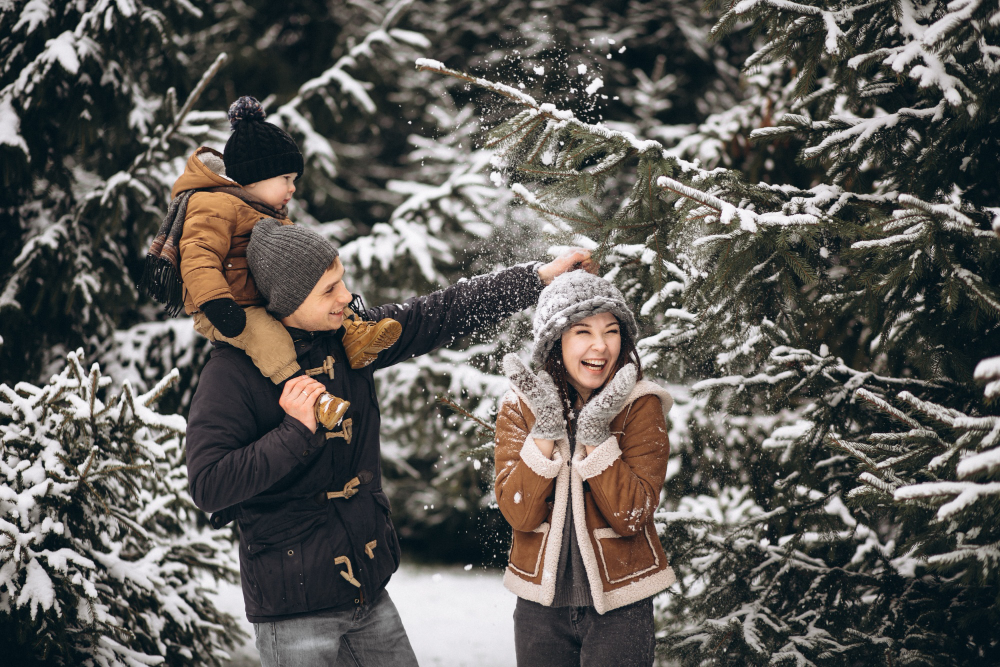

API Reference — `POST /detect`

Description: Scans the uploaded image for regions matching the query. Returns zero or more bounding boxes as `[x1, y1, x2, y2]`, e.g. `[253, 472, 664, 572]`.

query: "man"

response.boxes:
[185, 218, 595, 666]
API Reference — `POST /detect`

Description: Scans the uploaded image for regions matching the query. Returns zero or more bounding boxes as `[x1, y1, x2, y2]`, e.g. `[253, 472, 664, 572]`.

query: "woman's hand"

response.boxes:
[577, 364, 637, 449]
[537, 248, 598, 285]
[503, 354, 566, 457]
[279, 376, 326, 433]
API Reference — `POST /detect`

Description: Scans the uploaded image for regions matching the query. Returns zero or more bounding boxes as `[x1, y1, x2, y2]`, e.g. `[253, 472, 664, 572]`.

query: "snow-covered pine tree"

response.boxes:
[0, 350, 241, 666]
[0, 0, 222, 385]
[331, 0, 745, 559]
[417, 0, 1000, 653]
[650, 0, 1000, 659]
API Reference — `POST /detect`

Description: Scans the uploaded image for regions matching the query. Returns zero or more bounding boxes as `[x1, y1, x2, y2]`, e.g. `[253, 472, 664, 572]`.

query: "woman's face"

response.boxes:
[560, 311, 621, 401]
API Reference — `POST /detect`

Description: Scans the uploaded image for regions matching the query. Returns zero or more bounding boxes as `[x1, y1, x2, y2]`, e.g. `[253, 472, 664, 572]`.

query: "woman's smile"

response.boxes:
[561, 311, 622, 401]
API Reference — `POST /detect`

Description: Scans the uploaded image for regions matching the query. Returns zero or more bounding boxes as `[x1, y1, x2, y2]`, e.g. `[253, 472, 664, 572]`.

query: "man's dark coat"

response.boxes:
[185, 265, 543, 622]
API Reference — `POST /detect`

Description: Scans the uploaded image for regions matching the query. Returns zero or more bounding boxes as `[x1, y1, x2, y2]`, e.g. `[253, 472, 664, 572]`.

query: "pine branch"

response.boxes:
[130, 52, 229, 175]
[436, 394, 495, 438]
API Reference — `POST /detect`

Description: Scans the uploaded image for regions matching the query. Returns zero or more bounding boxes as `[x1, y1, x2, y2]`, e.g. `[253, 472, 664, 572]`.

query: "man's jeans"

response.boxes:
[513, 597, 656, 667]
[254, 591, 419, 667]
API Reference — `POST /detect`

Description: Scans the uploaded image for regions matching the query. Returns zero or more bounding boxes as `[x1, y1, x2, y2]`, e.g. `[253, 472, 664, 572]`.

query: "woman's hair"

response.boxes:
[542, 315, 643, 424]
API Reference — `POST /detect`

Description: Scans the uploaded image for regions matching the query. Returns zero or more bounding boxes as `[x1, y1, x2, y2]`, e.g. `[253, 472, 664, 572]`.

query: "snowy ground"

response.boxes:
[213, 561, 517, 666]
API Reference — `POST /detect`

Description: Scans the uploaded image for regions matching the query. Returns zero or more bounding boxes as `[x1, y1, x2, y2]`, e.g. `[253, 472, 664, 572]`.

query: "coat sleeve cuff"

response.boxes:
[520, 435, 563, 479]
[525, 261, 545, 290]
[575, 435, 621, 479]
[281, 416, 325, 461]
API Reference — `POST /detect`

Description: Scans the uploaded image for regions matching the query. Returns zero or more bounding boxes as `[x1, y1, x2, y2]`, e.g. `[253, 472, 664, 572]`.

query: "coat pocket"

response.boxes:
[247, 541, 308, 615]
[243, 508, 326, 554]
[593, 525, 659, 584]
[508, 522, 549, 578]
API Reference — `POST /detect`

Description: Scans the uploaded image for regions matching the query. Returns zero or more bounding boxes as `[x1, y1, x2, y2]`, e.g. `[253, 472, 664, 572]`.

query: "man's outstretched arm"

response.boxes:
[368, 249, 595, 370]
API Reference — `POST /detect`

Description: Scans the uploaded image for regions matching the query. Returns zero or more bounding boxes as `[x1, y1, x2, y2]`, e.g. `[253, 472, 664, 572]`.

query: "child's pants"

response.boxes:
[192, 306, 300, 383]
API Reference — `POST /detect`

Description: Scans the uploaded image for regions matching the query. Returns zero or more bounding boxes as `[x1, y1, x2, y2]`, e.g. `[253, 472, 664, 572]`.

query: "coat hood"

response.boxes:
[171, 147, 238, 198]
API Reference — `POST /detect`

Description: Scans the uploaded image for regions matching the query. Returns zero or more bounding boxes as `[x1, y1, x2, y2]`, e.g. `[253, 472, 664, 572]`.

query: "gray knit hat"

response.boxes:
[247, 218, 339, 319]
[531, 270, 638, 367]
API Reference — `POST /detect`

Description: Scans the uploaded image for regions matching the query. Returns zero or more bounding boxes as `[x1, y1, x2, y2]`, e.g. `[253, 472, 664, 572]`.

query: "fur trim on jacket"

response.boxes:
[494, 378, 675, 614]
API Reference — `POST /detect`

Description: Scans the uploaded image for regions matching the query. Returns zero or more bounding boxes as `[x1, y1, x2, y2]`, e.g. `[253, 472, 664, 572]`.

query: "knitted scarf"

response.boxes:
[139, 186, 286, 316]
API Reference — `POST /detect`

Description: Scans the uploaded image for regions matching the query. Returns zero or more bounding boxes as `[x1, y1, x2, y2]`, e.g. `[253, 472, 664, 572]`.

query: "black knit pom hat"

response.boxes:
[223, 96, 304, 186]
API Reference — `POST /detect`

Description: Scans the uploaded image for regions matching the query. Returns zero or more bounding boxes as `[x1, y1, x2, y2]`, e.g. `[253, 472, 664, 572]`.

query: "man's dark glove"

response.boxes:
[200, 298, 247, 338]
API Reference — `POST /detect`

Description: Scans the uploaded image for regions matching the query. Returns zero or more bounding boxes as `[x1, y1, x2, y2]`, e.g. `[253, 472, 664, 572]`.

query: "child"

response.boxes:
[143, 96, 400, 429]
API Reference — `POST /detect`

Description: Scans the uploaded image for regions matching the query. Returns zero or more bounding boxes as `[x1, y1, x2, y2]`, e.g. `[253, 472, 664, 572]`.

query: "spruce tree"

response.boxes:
[353, 0, 745, 560]
[417, 0, 1000, 656]
[0, 0, 222, 384]
[0, 350, 241, 666]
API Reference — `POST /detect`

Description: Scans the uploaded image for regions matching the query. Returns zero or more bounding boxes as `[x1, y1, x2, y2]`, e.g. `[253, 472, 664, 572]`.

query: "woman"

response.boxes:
[495, 270, 674, 667]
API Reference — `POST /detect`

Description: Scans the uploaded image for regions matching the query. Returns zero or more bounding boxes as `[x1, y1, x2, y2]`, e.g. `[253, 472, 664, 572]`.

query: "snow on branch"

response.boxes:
[731, 0, 990, 107]
[274, 5, 423, 172]
[415, 60, 665, 154]
[855, 388, 923, 430]
[0, 349, 241, 663]
[692, 369, 798, 393]
[339, 150, 503, 282]
[974, 356, 1000, 401]
[895, 481, 1000, 521]
[658, 176, 820, 237]
[0, 96, 29, 158]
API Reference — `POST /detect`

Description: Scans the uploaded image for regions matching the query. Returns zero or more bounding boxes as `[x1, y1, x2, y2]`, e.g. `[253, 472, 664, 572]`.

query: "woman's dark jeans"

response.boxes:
[513, 597, 656, 667]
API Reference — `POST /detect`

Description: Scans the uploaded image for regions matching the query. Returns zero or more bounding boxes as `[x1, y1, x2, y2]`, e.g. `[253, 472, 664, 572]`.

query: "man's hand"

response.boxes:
[279, 376, 326, 433]
[537, 248, 598, 285]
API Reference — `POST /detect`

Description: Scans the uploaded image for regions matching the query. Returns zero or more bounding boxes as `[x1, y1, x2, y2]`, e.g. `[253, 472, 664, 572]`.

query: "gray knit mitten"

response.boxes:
[502, 353, 566, 440]
[576, 364, 638, 447]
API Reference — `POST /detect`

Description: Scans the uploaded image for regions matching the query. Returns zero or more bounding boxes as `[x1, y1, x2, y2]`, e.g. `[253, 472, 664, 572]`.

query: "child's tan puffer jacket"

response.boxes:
[173, 146, 292, 315]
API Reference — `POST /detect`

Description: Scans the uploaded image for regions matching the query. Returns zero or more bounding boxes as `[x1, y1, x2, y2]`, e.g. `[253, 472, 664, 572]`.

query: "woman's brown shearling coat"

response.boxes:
[494, 380, 676, 614]
[173, 147, 292, 315]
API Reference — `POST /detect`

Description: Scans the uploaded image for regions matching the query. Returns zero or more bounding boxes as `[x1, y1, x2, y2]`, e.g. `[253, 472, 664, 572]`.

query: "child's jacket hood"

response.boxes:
[172, 147, 234, 198]
[171, 146, 291, 314]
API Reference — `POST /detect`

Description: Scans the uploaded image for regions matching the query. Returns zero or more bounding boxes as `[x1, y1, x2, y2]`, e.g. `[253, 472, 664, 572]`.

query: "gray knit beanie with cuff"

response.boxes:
[531, 270, 638, 368]
[247, 218, 339, 319]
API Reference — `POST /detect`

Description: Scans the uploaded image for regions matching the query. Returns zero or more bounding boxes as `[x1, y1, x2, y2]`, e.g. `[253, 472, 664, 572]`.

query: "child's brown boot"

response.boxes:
[315, 393, 350, 430]
[341, 308, 402, 369]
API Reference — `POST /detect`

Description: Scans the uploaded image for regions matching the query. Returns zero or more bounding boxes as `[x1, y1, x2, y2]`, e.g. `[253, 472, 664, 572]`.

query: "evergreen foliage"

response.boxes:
[419, 0, 1000, 657]
[2, 0, 737, 571]
[718, 0, 1000, 206]
[0, 0, 217, 383]
[6, 0, 996, 659]
[0, 350, 241, 666]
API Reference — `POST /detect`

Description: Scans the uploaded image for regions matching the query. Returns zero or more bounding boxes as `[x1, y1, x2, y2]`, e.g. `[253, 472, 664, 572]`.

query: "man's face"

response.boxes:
[280, 258, 353, 331]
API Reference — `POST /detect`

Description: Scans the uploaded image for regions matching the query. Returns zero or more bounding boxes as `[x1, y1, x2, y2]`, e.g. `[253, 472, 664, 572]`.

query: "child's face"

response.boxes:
[246, 173, 297, 209]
